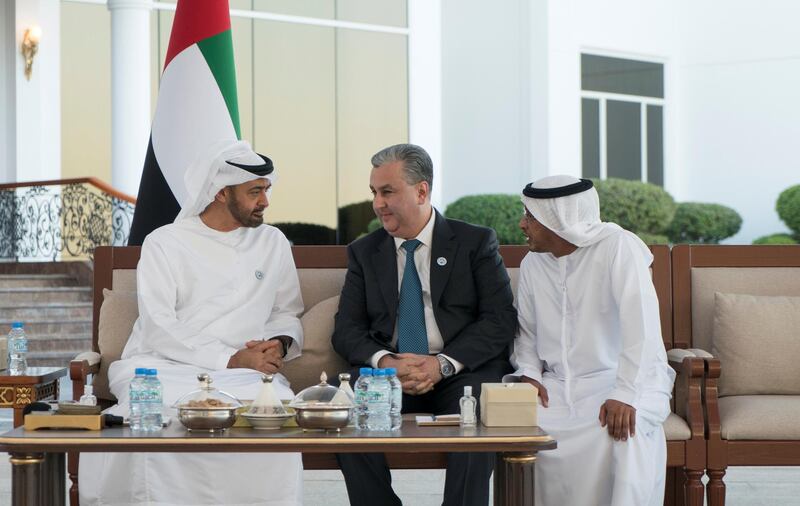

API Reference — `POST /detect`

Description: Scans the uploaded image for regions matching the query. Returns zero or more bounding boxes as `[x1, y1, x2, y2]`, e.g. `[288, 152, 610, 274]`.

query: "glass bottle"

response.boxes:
[459, 386, 477, 427]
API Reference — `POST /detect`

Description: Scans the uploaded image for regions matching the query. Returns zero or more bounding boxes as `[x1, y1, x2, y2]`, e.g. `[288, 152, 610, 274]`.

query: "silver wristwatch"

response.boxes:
[436, 354, 455, 378]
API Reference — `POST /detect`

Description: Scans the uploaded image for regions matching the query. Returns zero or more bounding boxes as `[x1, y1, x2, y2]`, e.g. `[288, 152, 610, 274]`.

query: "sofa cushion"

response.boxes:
[97, 288, 139, 401]
[663, 412, 692, 441]
[281, 295, 350, 393]
[712, 292, 800, 396]
[719, 395, 800, 440]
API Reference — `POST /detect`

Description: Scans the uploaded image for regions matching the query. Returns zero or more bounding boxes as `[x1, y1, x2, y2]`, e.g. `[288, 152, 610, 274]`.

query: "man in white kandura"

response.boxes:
[79, 140, 304, 506]
[506, 175, 676, 506]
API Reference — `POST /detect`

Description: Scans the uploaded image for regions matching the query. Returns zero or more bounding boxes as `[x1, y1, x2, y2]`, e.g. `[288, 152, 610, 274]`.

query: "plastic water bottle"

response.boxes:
[7, 322, 28, 375]
[385, 367, 402, 431]
[366, 369, 391, 431]
[142, 369, 163, 431]
[354, 368, 373, 430]
[129, 368, 148, 431]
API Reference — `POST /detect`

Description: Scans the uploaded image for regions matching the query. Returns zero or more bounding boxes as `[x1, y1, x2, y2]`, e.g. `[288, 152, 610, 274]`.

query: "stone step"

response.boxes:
[0, 274, 79, 288]
[26, 351, 78, 369]
[0, 303, 93, 321]
[0, 319, 91, 336]
[0, 287, 92, 305]
[26, 334, 92, 353]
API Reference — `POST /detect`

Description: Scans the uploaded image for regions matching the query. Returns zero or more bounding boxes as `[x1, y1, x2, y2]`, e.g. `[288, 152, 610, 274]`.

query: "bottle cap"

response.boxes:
[11, 322, 23, 329]
[134, 368, 148, 375]
[359, 367, 373, 376]
[385, 368, 397, 375]
[148, 369, 158, 376]
[84, 385, 93, 395]
[464, 386, 472, 396]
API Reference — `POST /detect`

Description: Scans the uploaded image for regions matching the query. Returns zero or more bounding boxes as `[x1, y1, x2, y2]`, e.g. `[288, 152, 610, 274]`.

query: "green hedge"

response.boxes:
[444, 194, 525, 245]
[666, 203, 742, 244]
[635, 232, 670, 245]
[337, 200, 375, 245]
[366, 217, 382, 234]
[272, 222, 336, 245]
[776, 184, 800, 235]
[592, 178, 676, 235]
[752, 233, 798, 245]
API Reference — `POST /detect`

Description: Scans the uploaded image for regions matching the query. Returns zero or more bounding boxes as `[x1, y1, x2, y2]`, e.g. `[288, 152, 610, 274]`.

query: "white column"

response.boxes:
[407, 0, 443, 208]
[108, 0, 152, 196]
[0, 2, 15, 184]
[12, 0, 61, 183]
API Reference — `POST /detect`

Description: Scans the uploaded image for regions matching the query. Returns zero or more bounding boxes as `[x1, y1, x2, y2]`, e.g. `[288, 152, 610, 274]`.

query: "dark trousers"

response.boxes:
[335, 356, 510, 506]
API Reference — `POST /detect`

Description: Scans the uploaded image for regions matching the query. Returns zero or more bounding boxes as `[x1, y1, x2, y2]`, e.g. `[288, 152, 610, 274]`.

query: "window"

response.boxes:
[581, 53, 664, 186]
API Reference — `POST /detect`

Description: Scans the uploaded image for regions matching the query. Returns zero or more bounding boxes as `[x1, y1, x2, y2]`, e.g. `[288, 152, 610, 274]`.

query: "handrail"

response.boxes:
[0, 177, 137, 204]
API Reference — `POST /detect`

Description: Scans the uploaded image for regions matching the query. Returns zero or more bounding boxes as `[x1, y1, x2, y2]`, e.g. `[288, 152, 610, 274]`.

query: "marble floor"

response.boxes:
[0, 377, 798, 505]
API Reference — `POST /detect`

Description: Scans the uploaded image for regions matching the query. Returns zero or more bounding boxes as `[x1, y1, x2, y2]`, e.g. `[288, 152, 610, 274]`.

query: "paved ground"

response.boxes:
[0, 377, 798, 505]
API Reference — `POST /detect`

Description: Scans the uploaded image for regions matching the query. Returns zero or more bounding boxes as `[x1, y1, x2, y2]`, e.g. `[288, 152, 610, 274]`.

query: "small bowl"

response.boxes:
[293, 405, 352, 431]
[241, 412, 293, 430]
[177, 406, 239, 432]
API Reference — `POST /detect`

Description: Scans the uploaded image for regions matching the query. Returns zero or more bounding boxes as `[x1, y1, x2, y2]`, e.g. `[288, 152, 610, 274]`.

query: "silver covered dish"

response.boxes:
[173, 373, 242, 432]
[289, 372, 354, 431]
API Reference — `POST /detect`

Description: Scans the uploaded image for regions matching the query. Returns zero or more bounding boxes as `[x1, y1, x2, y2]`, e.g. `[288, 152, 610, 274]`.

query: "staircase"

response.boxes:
[0, 274, 92, 367]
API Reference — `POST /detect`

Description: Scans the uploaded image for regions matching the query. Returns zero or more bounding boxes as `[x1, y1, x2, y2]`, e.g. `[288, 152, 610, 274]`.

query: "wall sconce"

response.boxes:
[21, 26, 42, 81]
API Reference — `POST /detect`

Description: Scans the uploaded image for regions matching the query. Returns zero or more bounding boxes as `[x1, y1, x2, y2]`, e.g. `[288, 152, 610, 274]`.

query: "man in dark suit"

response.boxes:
[332, 143, 517, 506]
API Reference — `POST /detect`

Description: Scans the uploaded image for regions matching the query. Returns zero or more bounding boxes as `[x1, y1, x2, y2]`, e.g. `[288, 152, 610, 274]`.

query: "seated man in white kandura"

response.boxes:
[79, 140, 305, 506]
[505, 175, 676, 506]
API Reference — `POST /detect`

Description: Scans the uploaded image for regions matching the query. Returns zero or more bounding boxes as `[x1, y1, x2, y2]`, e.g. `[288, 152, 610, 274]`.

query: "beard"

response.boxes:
[226, 193, 264, 228]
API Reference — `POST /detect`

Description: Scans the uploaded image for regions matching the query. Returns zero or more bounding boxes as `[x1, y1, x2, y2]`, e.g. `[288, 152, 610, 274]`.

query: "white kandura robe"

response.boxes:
[507, 230, 676, 506]
[79, 217, 305, 506]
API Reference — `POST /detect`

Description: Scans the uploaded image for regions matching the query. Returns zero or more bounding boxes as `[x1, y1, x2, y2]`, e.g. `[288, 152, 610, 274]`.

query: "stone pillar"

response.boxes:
[108, 0, 152, 196]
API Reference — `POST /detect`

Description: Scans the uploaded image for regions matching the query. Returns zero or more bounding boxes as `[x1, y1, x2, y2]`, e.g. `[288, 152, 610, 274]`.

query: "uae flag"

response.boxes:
[128, 0, 240, 245]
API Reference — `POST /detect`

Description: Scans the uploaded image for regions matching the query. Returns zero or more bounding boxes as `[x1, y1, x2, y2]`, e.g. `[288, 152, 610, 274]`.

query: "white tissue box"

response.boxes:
[480, 382, 538, 427]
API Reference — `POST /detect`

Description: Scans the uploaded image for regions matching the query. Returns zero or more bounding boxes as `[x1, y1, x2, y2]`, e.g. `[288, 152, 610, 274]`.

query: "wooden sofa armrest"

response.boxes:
[667, 349, 705, 441]
[70, 353, 101, 401]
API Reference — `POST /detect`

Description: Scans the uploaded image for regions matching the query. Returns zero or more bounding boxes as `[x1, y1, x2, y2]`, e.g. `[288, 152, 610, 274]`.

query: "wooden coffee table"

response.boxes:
[0, 367, 66, 427]
[0, 422, 555, 506]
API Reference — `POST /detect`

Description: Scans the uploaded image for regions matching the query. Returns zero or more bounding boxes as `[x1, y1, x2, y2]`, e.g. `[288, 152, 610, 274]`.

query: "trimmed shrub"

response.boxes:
[776, 184, 800, 235]
[272, 222, 336, 245]
[444, 194, 525, 245]
[592, 178, 676, 235]
[366, 217, 382, 234]
[752, 233, 798, 245]
[635, 232, 670, 245]
[666, 202, 742, 244]
[337, 200, 375, 245]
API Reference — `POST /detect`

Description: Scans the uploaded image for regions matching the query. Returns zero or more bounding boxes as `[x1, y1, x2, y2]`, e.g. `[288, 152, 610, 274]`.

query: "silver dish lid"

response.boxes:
[173, 373, 243, 410]
[289, 372, 355, 410]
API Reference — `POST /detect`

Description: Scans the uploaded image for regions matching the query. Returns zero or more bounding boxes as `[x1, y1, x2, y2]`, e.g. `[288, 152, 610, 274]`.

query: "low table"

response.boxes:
[0, 367, 66, 427]
[0, 422, 555, 506]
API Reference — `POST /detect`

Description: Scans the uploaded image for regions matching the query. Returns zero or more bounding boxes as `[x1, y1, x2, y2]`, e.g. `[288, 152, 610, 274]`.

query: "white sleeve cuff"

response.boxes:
[370, 350, 393, 369]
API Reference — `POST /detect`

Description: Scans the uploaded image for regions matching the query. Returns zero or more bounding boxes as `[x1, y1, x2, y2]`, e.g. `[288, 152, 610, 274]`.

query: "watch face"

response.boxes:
[438, 356, 454, 376]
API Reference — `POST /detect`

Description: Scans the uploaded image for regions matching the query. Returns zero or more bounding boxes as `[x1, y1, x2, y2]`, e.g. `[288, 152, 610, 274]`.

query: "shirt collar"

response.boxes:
[394, 208, 436, 251]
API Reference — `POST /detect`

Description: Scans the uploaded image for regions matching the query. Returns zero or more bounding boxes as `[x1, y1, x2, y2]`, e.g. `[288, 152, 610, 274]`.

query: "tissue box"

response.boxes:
[480, 383, 538, 427]
[0, 337, 6, 371]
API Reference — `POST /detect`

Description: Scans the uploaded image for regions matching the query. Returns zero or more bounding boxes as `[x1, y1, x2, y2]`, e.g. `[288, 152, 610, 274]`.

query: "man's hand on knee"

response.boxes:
[520, 376, 549, 407]
[599, 399, 636, 441]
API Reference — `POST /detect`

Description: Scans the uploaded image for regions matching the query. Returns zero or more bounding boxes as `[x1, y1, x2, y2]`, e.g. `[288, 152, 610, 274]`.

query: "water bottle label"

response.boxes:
[10, 339, 27, 353]
[367, 391, 386, 404]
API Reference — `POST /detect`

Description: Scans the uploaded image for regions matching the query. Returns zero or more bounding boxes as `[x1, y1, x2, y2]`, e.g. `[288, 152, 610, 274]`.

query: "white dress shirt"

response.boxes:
[370, 210, 464, 373]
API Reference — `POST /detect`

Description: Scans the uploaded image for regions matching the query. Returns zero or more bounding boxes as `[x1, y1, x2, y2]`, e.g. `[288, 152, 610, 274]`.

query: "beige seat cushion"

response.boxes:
[97, 288, 139, 401]
[719, 395, 800, 440]
[664, 412, 692, 441]
[281, 295, 350, 393]
[712, 293, 800, 396]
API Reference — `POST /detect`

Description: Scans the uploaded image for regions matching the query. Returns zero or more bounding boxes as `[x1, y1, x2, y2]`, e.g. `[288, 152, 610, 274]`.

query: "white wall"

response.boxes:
[0, 1, 16, 184]
[675, 0, 800, 243]
[440, 0, 533, 207]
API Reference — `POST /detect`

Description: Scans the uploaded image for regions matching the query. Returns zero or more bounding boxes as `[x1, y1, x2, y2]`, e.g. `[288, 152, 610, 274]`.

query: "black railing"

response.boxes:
[0, 178, 136, 261]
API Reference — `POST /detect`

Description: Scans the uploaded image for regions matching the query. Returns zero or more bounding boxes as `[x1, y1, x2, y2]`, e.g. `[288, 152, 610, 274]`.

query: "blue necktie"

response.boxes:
[397, 239, 429, 354]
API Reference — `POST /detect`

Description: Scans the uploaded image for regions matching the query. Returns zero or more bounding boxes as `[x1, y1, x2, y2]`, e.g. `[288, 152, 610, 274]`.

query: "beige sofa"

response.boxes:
[68, 244, 700, 506]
